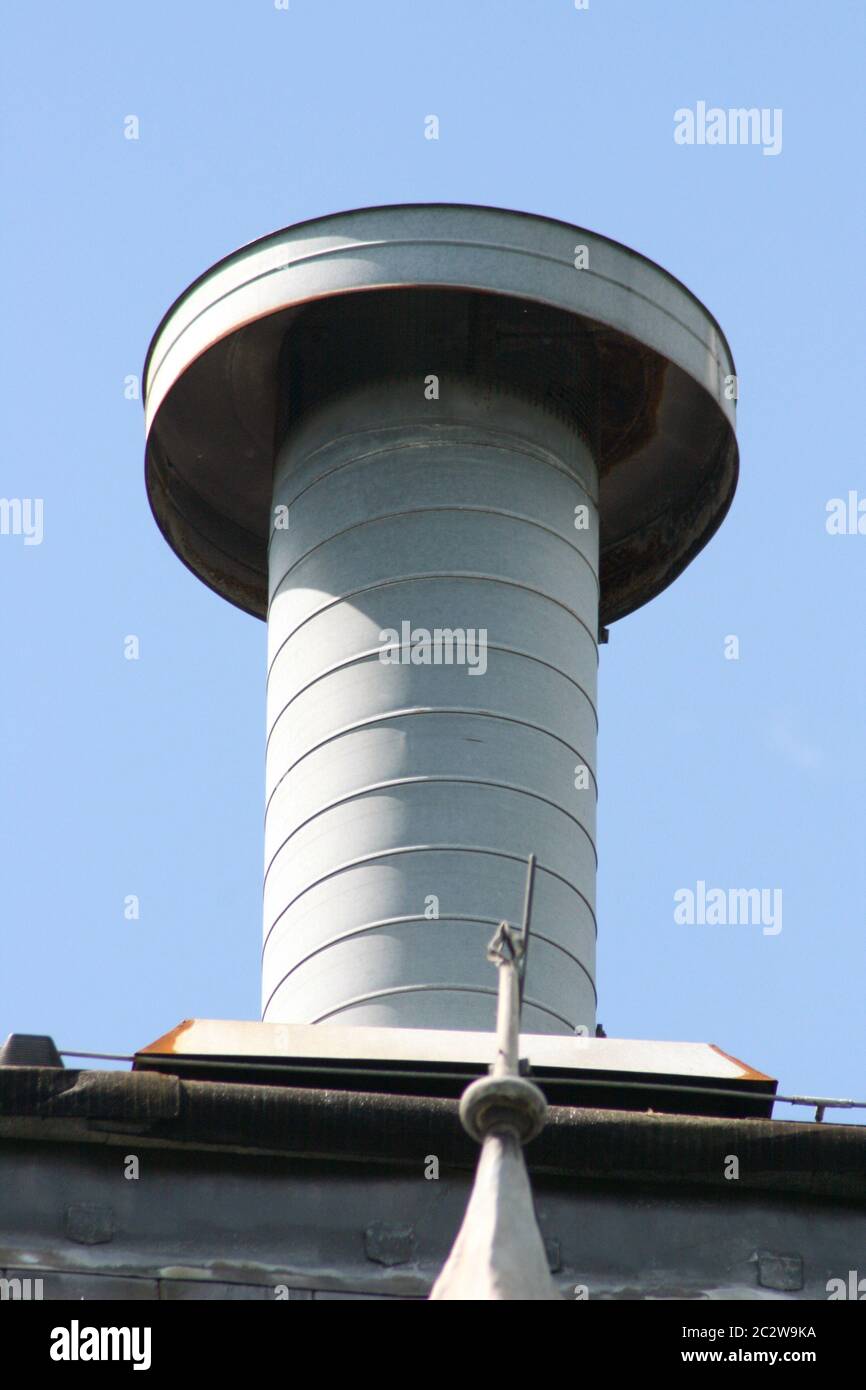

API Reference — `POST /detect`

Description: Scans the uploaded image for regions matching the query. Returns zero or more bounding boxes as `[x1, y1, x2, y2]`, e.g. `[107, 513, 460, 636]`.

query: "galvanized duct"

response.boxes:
[263, 377, 599, 1034]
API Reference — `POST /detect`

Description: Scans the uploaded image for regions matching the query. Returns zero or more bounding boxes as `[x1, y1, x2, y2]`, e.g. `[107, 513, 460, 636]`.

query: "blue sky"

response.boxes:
[1, 0, 864, 1118]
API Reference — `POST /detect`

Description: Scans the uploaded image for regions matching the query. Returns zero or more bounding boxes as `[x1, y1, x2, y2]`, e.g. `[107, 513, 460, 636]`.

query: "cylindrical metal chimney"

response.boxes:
[265, 375, 599, 1032]
[143, 205, 737, 1036]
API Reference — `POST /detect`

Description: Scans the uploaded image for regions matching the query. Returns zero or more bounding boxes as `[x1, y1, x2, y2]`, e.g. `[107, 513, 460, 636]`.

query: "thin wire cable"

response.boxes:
[59, 1051, 134, 1062]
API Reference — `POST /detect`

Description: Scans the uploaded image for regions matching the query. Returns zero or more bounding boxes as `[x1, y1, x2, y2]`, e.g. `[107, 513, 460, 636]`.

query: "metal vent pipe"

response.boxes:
[264, 377, 599, 1032]
[143, 204, 738, 1038]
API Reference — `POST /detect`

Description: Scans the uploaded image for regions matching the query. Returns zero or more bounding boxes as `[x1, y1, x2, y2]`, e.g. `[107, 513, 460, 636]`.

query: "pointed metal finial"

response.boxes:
[429, 854, 563, 1300]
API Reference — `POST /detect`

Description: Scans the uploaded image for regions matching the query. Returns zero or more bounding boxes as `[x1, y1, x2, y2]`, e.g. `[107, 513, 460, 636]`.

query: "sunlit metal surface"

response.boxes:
[142, 205, 738, 1034]
[264, 381, 599, 1031]
[144, 204, 738, 627]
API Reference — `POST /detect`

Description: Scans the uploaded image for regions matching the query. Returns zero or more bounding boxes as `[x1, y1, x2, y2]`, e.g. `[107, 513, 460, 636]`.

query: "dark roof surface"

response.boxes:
[1, 1066, 864, 1202]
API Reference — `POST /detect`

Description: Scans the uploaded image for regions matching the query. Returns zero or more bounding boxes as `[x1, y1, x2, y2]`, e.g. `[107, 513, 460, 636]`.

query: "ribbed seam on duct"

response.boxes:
[263, 378, 599, 1034]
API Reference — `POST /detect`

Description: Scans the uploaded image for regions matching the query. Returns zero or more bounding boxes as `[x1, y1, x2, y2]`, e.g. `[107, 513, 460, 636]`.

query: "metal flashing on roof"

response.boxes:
[134, 1020, 776, 1119]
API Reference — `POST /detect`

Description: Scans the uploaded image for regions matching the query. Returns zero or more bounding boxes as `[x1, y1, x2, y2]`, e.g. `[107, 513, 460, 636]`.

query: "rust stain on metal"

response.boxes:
[137, 1020, 196, 1056]
[709, 1044, 775, 1084]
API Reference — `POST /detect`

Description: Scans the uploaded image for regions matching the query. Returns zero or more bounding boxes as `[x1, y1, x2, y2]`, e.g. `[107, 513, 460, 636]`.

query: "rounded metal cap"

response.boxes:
[459, 1073, 549, 1145]
[144, 204, 738, 625]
